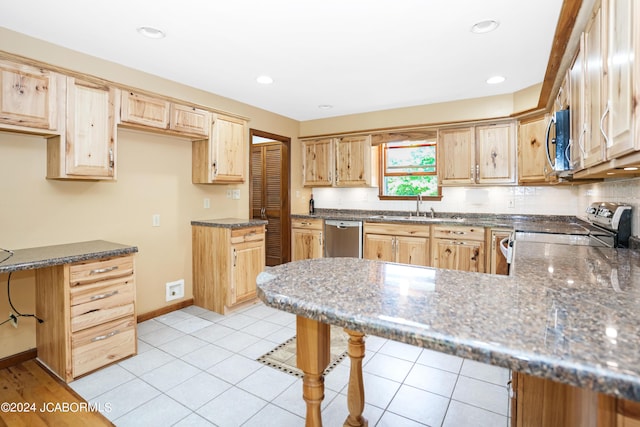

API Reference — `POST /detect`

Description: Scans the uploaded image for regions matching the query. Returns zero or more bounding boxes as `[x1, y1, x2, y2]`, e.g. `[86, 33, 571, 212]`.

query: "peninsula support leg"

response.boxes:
[343, 329, 368, 427]
[296, 316, 330, 427]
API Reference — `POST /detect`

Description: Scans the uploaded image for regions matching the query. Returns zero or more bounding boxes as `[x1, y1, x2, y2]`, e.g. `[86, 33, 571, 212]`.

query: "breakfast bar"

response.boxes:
[256, 241, 640, 426]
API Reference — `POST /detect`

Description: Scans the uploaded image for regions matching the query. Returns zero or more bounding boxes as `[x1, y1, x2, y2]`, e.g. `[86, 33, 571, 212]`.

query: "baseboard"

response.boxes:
[137, 298, 194, 323]
[0, 348, 37, 369]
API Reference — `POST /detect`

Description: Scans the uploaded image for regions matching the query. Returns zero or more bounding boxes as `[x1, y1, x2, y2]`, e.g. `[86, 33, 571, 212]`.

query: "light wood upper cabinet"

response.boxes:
[603, 0, 638, 158]
[335, 135, 376, 187]
[518, 115, 557, 184]
[475, 122, 516, 184]
[363, 222, 429, 266]
[431, 226, 485, 272]
[583, 5, 606, 169]
[0, 60, 64, 132]
[192, 113, 247, 184]
[47, 78, 118, 180]
[169, 103, 210, 137]
[303, 138, 334, 187]
[120, 91, 170, 129]
[291, 218, 324, 261]
[439, 121, 515, 186]
[438, 127, 475, 185]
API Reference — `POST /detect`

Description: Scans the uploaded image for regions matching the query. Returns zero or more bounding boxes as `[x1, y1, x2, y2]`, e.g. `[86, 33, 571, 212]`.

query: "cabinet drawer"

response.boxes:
[72, 316, 136, 377]
[432, 226, 485, 241]
[69, 256, 134, 287]
[70, 278, 135, 332]
[292, 218, 323, 230]
[230, 226, 265, 243]
[364, 222, 430, 237]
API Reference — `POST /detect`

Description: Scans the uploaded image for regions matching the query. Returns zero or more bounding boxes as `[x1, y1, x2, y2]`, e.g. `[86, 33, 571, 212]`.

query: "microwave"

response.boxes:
[545, 108, 571, 172]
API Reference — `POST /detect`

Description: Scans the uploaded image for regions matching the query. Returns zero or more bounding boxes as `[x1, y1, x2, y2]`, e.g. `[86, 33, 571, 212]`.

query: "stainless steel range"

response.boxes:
[584, 202, 632, 248]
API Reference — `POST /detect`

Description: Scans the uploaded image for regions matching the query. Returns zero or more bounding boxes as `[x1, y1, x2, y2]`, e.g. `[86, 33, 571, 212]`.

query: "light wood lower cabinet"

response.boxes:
[363, 222, 430, 266]
[431, 225, 485, 272]
[512, 371, 640, 427]
[35, 254, 137, 382]
[291, 218, 324, 261]
[192, 224, 265, 314]
[489, 228, 512, 275]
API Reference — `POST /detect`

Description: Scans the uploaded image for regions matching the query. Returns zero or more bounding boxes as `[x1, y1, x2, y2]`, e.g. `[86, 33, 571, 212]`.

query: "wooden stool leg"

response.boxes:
[343, 329, 368, 427]
[296, 316, 330, 427]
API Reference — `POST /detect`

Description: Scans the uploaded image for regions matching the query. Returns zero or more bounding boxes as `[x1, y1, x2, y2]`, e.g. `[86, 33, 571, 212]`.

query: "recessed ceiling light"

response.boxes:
[471, 20, 500, 34]
[318, 104, 333, 110]
[486, 75, 506, 84]
[623, 166, 639, 171]
[136, 26, 165, 39]
[607, 172, 616, 175]
[256, 75, 273, 85]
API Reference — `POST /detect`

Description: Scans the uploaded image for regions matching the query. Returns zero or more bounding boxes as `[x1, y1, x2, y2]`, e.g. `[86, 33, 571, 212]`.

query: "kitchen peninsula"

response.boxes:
[256, 241, 640, 426]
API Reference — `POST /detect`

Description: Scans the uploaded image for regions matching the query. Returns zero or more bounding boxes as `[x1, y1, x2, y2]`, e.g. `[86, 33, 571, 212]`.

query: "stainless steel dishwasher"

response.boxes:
[324, 220, 363, 258]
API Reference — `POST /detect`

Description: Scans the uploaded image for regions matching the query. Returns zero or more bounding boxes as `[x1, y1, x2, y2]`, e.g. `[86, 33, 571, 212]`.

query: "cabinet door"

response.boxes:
[518, 116, 552, 183]
[490, 230, 511, 275]
[433, 239, 484, 272]
[120, 91, 170, 129]
[335, 135, 371, 187]
[303, 138, 334, 187]
[229, 239, 264, 307]
[476, 123, 515, 184]
[169, 103, 210, 137]
[396, 236, 429, 266]
[363, 233, 395, 262]
[292, 228, 323, 261]
[605, 0, 636, 158]
[583, 7, 606, 168]
[0, 60, 60, 130]
[64, 79, 117, 178]
[210, 114, 246, 183]
[438, 127, 474, 185]
[569, 39, 586, 171]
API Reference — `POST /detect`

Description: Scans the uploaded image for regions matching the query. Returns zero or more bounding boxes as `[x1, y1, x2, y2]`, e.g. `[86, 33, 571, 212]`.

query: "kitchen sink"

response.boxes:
[367, 215, 466, 223]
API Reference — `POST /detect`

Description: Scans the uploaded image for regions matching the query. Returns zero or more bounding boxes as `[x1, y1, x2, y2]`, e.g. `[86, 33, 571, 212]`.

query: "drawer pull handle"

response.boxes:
[91, 329, 119, 342]
[90, 290, 119, 301]
[90, 265, 119, 275]
[301, 222, 311, 226]
[452, 231, 466, 235]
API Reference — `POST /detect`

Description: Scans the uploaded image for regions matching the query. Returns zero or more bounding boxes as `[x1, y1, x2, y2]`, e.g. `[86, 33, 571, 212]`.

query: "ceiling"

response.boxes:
[0, 0, 564, 121]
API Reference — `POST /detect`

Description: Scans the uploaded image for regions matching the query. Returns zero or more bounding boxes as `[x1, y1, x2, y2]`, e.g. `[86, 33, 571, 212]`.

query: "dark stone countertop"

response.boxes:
[190, 218, 268, 228]
[257, 241, 640, 402]
[294, 209, 600, 235]
[0, 240, 138, 274]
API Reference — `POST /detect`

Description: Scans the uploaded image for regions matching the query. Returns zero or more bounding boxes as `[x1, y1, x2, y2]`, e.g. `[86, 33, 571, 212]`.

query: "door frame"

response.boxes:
[249, 129, 291, 264]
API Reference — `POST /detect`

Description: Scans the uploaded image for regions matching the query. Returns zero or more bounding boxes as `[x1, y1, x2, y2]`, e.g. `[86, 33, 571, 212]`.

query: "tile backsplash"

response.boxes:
[312, 177, 640, 236]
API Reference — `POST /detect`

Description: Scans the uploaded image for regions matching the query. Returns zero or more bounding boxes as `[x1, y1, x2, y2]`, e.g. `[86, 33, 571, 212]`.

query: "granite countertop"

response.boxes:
[0, 240, 138, 274]
[256, 242, 640, 401]
[293, 209, 598, 235]
[190, 218, 268, 228]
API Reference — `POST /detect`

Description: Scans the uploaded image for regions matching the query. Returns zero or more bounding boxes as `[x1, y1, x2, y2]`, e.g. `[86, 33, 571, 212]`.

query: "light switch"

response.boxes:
[152, 214, 160, 227]
[204, 198, 210, 209]
[232, 189, 240, 200]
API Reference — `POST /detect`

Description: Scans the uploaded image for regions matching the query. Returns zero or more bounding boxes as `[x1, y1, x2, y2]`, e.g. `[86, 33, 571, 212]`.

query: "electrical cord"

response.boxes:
[6, 272, 44, 324]
[0, 247, 13, 264]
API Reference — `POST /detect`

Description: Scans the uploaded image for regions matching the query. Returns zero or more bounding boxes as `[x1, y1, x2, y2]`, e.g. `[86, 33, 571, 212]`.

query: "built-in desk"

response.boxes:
[256, 242, 640, 426]
[0, 240, 138, 382]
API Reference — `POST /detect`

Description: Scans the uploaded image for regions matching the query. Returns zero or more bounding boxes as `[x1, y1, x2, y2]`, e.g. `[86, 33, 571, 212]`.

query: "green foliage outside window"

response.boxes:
[382, 140, 439, 197]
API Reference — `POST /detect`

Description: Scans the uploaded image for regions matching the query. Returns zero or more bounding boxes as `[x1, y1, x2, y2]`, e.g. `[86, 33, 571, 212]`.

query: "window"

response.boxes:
[379, 139, 441, 199]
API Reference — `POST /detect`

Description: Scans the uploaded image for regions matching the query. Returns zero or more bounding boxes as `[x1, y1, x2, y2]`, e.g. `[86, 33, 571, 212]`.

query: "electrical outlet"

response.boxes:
[508, 199, 515, 209]
[166, 279, 185, 302]
[9, 313, 17, 328]
[226, 190, 232, 199]
[204, 198, 210, 209]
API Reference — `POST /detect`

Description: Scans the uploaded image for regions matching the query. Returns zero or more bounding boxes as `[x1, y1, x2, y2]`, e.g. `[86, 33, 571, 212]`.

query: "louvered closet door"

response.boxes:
[251, 143, 284, 266]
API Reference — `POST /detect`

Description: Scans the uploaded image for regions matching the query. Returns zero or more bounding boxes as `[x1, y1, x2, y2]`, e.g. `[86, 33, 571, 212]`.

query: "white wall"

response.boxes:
[312, 185, 581, 216]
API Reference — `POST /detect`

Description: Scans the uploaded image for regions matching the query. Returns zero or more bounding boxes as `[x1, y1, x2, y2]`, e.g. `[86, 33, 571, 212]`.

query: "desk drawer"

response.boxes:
[72, 316, 136, 377]
[230, 226, 265, 243]
[70, 277, 135, 332]
[69, 255, 134, 287]
[432, 226, 485, 241]
[291, 218, 323, 230]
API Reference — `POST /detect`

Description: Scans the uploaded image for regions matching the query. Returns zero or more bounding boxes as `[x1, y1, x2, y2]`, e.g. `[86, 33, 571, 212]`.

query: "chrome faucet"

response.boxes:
[416, 194, 422, 216]
[430, 207, 436, 219]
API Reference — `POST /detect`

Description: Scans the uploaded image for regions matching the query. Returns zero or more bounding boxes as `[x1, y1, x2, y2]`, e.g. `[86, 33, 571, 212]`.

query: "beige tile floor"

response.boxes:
[70, 303, 511, 426]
